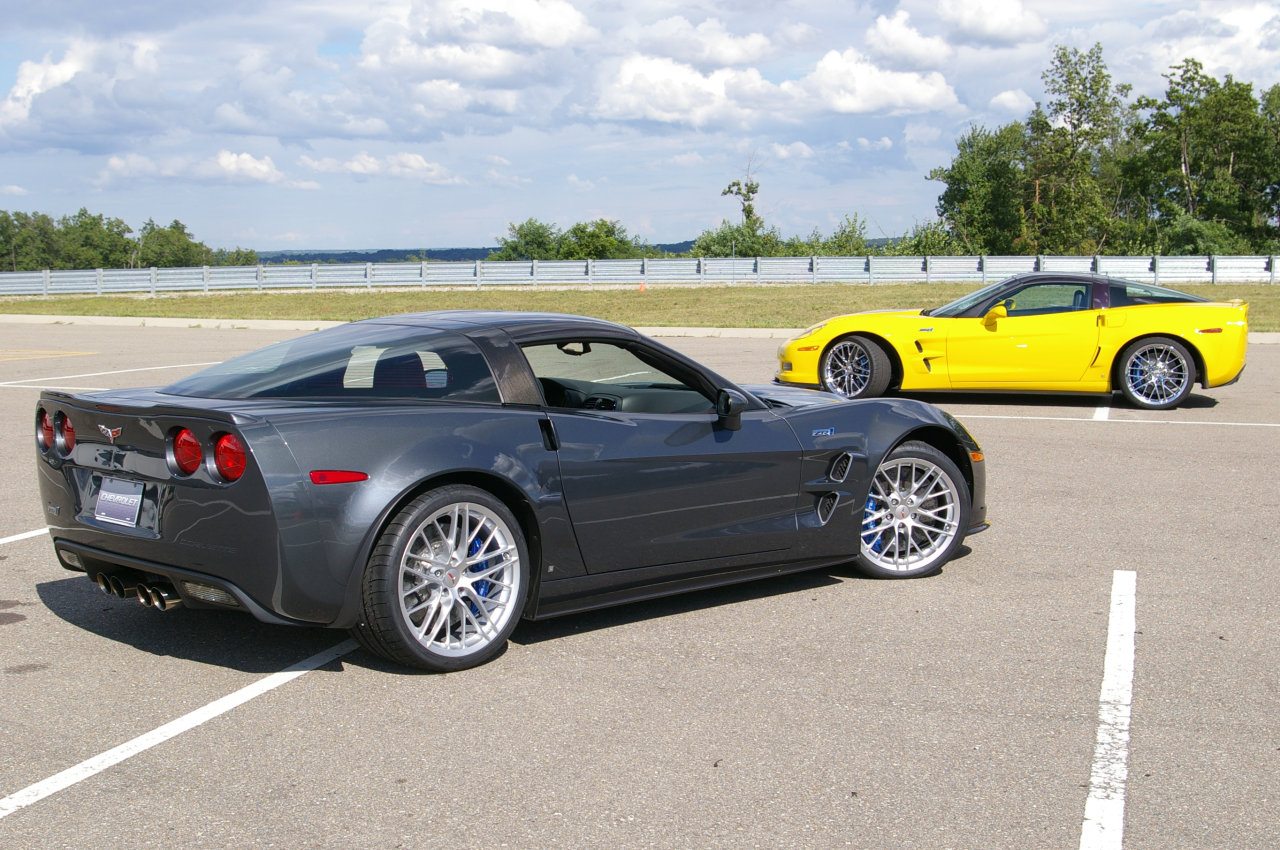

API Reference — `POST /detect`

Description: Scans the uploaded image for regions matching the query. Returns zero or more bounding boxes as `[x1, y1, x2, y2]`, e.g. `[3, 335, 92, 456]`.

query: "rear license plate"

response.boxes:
[94, 477, 144, 527]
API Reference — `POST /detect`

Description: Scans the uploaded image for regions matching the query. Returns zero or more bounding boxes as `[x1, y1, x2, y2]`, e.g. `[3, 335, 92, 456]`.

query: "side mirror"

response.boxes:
[715, 388, 748, 431]
[982, 304, 1008, 327]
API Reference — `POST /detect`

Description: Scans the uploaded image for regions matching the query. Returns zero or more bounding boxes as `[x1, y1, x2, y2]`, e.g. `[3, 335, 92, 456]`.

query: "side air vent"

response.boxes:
[829, 452, 853, 483]
[816, 492, 839, 525]
[583, 397, 617, 411]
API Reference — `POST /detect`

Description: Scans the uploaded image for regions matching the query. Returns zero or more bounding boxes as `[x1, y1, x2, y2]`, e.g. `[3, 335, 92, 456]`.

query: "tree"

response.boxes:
[136, 219, 212, 268]
[487, 218, 561, 261]
[929, 123, 1027, 253]
[557, 219, 645, 260]
[56, 208, 133, 269]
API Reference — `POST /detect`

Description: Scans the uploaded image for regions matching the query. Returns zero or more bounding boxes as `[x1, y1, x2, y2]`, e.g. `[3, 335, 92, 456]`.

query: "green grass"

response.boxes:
[1, 282, 1275, 330]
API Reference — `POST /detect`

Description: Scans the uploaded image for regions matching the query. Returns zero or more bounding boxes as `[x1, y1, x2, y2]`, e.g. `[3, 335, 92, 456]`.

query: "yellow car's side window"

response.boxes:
[1003, 283, 1089, 316]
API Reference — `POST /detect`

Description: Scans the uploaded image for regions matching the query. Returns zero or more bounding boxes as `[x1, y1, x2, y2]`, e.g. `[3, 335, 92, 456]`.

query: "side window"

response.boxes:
[520, 341, 714, 414]
[1002, 282, 1090, 316]
[1110, 282, 1199, 307]
[362, 339, 499, 402]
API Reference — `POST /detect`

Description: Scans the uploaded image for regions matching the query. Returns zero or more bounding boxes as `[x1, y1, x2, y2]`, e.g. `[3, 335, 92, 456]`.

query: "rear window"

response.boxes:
[1108, 281, 1208, 307]
[164, 323, 500, 402]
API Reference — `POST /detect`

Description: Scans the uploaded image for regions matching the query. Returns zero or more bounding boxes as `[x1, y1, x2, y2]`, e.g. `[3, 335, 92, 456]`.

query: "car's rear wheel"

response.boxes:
[821, 335, 892, 399]
[1116, 336, 1195, 410]
[856, 441, 969, 579]
[353, 485, 528, 672]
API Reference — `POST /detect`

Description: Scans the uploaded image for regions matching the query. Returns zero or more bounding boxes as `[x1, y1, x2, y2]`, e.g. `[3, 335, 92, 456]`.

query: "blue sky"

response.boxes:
[1, 1, 1277, 250]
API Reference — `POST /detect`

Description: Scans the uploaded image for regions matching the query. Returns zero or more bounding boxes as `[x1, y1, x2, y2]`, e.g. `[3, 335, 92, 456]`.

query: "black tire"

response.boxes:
[854, 441, 970, 579]
[1115, 336, 1195, 410]
[820, 335, 892, 399]
[352, 485, 529, 672]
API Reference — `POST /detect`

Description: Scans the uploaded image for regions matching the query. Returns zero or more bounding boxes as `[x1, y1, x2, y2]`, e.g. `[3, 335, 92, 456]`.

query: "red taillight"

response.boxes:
[38, 409, 54, 451]
[309, 470, 369, 485]
[172, 428, 203, 475]
[60, 414, 76, 452]
[213, 433, 246, 482]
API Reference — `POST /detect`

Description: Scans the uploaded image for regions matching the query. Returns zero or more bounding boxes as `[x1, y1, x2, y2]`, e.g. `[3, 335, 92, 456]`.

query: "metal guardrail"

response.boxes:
[0, 254, 1275, 297]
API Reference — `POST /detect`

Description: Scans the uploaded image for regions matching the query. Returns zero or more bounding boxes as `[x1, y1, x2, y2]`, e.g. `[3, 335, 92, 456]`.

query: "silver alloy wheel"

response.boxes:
[823, 339, 872, 397]
[1124, 342, 1189, 406]
[398, 501, 522, 658]
[860, 456, 961, 572]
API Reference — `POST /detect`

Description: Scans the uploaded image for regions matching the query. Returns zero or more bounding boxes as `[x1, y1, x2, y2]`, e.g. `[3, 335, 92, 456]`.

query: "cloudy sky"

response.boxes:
[1, 1, 1277, 250]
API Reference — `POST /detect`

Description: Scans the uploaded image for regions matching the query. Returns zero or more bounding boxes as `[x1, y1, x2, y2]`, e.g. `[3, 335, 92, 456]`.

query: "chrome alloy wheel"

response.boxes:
[398, 502, 522, 657]
[860, 456, 961, 573]
[1124, 342, 1189, 406]
[822, 339, 872, 397]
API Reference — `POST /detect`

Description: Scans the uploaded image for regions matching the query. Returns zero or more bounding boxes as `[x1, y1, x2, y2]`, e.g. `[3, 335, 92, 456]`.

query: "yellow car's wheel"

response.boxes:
[1117, 336, 1195, 410]
[821, 335, 891, 400]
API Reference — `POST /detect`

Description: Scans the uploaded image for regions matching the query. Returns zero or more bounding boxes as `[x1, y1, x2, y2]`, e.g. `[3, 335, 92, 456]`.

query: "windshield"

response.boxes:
[925, 279, 1013, 318]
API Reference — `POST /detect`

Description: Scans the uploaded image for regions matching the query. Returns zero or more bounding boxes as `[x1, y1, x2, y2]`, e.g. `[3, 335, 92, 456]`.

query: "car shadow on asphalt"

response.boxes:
[36, 576, 343, 674]
[895, 390, 1219, 410]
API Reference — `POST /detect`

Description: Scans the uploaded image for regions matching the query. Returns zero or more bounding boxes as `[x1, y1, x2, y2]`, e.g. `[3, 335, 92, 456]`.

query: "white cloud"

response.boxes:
[593, 55, 771, 127]
[770, 141, 814, 159]
[939, 0, 1047, 45]
[567, 173, 595, 191]
[904, 122, 943, 145]
[299, 151, 460, 183]
[0, 42, 91, 126]
[1, 184, 29, 196]
[866, 11, 953, 69]
[989, 88, 1034, 112]
[670, 152, 705, 167]
[630, 17, 771, 66]
[785, 49, 958, 114]
[857, 136, 894, 151]
[209, 150, 284, 183]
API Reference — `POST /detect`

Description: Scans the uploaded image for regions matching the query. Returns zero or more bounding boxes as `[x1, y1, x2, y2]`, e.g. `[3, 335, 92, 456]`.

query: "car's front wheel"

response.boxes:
[353, 485, 529, 672]
[1116, 336, 1195, 409]
[821, 335, 892, 399]
[855, 441, 969, 579]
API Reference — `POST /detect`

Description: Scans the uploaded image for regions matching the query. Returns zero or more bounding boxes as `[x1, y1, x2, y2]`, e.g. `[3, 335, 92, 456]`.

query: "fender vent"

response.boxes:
[829, 452, 853, 483]
[582, 397, 617, 411]
[816, 492, 839, 525]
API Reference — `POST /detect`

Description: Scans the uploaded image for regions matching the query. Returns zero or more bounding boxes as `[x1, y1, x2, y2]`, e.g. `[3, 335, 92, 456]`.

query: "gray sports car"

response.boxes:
[34, 311, 988, 671]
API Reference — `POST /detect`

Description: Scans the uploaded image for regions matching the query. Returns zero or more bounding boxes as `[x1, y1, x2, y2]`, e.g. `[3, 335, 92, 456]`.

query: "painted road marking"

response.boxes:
[0, 639, 358, 820]
[963, 413, 1280, 429]
[1, 385, 109, 391]
[0, 528, 48, 546]
[0, 349, 94, 363]
[1079, 570, 1137, 850]
[1092, 406, 1111, 421]
[0, 361, 219, 386]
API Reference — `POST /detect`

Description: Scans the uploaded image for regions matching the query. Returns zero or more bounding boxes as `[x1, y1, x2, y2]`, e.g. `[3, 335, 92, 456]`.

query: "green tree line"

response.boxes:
[0, 209, 257, 272]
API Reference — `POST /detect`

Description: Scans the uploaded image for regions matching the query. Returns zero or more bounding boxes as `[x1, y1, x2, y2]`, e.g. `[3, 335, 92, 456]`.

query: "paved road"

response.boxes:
[1, 321, 1276, 848]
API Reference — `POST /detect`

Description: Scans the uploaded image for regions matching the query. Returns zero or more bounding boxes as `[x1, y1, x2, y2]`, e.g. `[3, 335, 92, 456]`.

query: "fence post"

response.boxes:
[867, 255, 875, 285]
[699, 257, 705, 285]
[924, 255, 931, 284]
[364, 262, 372, 288]
[310, 263, 318, 290]
[755, 257, 760, 285]
[1271, 255, 1276, 285]
[811, 256, 817, 285]
[420, 260, 427, 288]
[1092, 255, 1099, 273]
[1153, 254, 1160, 286]
[475, 260, 482, 290]
[1210, 255, 1217, 284]
[1036, 254, 1044, 272]
[641, 257, 647, 287]
[43, 269, 50, 296]
[148, 267, 156, 296]
[532, 259, 538, 285]
[980, 255, 987, 284]
[256, 265, 264, 291]
[203, 266, 210, 292]
[96, 268, 103, 294]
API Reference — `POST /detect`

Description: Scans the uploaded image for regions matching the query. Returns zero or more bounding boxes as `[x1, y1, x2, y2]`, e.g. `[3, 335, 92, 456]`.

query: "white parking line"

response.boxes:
[0, 528, 48, 546]
[964, 413, 1280, 428]
[1079, 570, 1137, 850]
[0, 361, 219, 387]
[0, 639, 358, 820]
[0, 385, 109, 392]
[1092, 406, 1111, 421]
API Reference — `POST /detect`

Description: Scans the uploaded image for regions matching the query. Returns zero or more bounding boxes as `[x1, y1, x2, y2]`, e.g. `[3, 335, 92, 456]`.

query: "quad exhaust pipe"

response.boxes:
[94, 573, 182, 611]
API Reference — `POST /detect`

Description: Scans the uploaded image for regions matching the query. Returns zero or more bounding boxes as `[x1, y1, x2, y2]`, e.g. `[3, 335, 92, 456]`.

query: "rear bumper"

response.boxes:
[52, 539, 319, 627]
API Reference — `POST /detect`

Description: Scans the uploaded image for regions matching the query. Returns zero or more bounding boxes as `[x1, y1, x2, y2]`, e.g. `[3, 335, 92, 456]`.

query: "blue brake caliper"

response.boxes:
[861, 496, 884, 553]
[467, 537, 493, 616]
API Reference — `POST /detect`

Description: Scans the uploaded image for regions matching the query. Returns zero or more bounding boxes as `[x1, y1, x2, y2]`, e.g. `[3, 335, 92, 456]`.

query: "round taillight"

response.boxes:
[37, 409, 54, 451]
[214, 433, 246, 482]
[172, 428, 203, 475]
[60, 414, 76, 453]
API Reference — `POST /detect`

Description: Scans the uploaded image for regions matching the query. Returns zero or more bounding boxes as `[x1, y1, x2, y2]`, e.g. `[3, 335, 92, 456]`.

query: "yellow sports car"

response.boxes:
[776, 272, 1248, 409]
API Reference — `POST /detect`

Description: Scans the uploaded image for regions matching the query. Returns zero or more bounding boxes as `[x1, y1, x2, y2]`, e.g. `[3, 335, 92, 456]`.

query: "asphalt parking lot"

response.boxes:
[1, 318, 1277, 849]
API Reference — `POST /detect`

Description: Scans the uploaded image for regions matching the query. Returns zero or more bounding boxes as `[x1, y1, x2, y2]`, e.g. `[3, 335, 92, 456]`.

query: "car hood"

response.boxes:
[742, 383, 843, 408]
